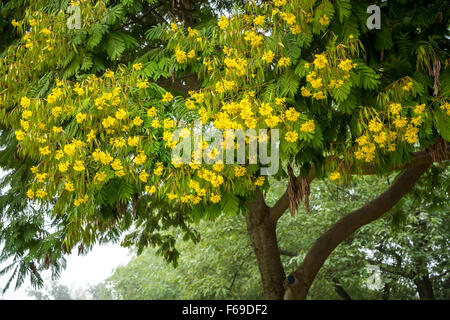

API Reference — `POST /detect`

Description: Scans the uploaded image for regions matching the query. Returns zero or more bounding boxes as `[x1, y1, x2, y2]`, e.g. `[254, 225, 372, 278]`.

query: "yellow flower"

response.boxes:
[301, 87, 311, 97]
[373, 131, 387, 146]
[210, 193, 221, 203]
[146, 185, 157, 194]
[115, 109, 127, 120]
[21, 96, 31, 108]
[313, 91, 326, 100]
[414, 104, 425, 114]
[313, 54, 328, 69]
[171, 23, 177, 32]
[185, 99, 196, 110]
[285, 131, 298, 142]
[105, 69, 114, 78]
[290, 25, 301, 34]
[440, 102, 450, 116]
[163, 118, 175, 129]
[262, 50, 275, 63]
[73, 160, 85, 172]
[187, 27, 197, 37]
[405, 125, 419, 144]
[280, 12, 296, 25]
[55, 150, 64, 160]
[168, 193, 178, 200]
[12, 19, 20, 27]
[393, 116, 407, 128]
[65, 180, 75, 192]
[244, 31, 263, 46]
[145, 107, 157, 118]
[137, 79, 149, 89]
[338, 59, 354, 72]
[254, 15, 265, 27]
[234, 166, 246, 177]
[133, 63, 143, 71]
[255, 176, 265, 186]
[175, 49, 187, 64]
[368, 119, 383, 133]
[27, 189, 35, 199]
[15, 130, 25, 141]
[58, 161, 70, 173]
[132, 116, 143, 126]
[402, 81, 413, 91]
[300, 120, 315, 133]
[128, 136, 139, 147]
[286, 108, 300, 121]
[390, 103, 402, 115]
[22, 110, 33, 119]
[265, 115, 281, 128]
[35, 189, 47, 199]
[139, 171, 149, 183]
[411, 116, 422, 126]
[187, 50, 196, 59]
[218, 16, 229, 30]
[76, 112, 87, 123]
[135, 152, 147, 165]
[151, 118, 161, 128]
[330, 171, 341, 181]
[74, 83, 84, 96]
[319, 15, 330, 26]
[36, 173, 47, 183]
[162, 92, 174, 103]
[274, 0, 287, 7]
[40, 146, 51, 156]
[154, 163, 164, 176]
[278, 57, 291, 67]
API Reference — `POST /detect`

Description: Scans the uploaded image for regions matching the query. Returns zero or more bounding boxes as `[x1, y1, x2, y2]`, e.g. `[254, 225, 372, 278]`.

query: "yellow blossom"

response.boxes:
[162, 92, 173, 103]
[218, 16, 229, 30]
[300, 120, 315, 133]
[330, 171, 341, 181]
[285, 131, 298, 142]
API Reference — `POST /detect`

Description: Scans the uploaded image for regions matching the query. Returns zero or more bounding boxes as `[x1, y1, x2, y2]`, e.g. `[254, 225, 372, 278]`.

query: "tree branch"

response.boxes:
[279, 249, 298, 257]
[332, 278, 352, 300]
[283, 162, 431, 300]
[270, 147, 449, 224]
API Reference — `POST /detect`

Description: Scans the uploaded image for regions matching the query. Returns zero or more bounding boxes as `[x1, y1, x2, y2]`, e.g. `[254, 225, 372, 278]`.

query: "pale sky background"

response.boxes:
[0, 244, 132, 300]
[0, 169, 133, 300]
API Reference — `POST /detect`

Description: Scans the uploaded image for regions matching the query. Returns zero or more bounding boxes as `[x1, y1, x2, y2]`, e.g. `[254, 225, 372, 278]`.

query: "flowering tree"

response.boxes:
[0, 0, 448, 299]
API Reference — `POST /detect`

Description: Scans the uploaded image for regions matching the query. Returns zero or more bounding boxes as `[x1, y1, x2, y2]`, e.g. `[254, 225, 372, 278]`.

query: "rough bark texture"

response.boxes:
[246, 193, 286, 300]
[283, 163, 431, 300]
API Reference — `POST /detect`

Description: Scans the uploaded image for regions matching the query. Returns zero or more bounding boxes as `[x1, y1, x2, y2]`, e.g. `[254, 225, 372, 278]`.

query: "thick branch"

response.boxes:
[270, 148, 448, 223]
[333, 278, 352, 300]
[279, 249, 298, 257]
[283, 163, 431, 300]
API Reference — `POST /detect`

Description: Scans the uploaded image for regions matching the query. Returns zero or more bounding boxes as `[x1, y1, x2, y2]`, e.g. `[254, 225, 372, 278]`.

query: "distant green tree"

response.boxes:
[27, 281, 73, 300]
[100, 167, 449, 300]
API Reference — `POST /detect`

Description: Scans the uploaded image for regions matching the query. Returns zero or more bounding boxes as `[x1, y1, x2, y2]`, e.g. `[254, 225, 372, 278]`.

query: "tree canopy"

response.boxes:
[0, 0, 448, 299]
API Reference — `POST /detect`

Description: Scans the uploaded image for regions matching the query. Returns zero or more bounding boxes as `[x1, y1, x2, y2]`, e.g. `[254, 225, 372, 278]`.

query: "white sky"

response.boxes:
[0, 169, 133, 299]
[0, 244, 132, 299]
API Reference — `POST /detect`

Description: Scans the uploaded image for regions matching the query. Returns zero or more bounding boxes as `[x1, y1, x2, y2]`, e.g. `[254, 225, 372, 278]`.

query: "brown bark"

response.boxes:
[246, 192, 286, 300]
[333, 278, 352, 300]
[415, 275, 435, 300]
[283, 163, 431, 300]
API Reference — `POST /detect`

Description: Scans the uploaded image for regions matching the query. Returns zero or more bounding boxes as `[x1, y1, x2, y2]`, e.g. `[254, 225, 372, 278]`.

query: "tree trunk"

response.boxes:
[415, 275, 435, 300]
[246, 192, 285, 299]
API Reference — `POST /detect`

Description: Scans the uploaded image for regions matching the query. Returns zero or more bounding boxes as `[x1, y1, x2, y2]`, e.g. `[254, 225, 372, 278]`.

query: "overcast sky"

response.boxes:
[0, 169, 133, 300]
[0, 243, 132, 299]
